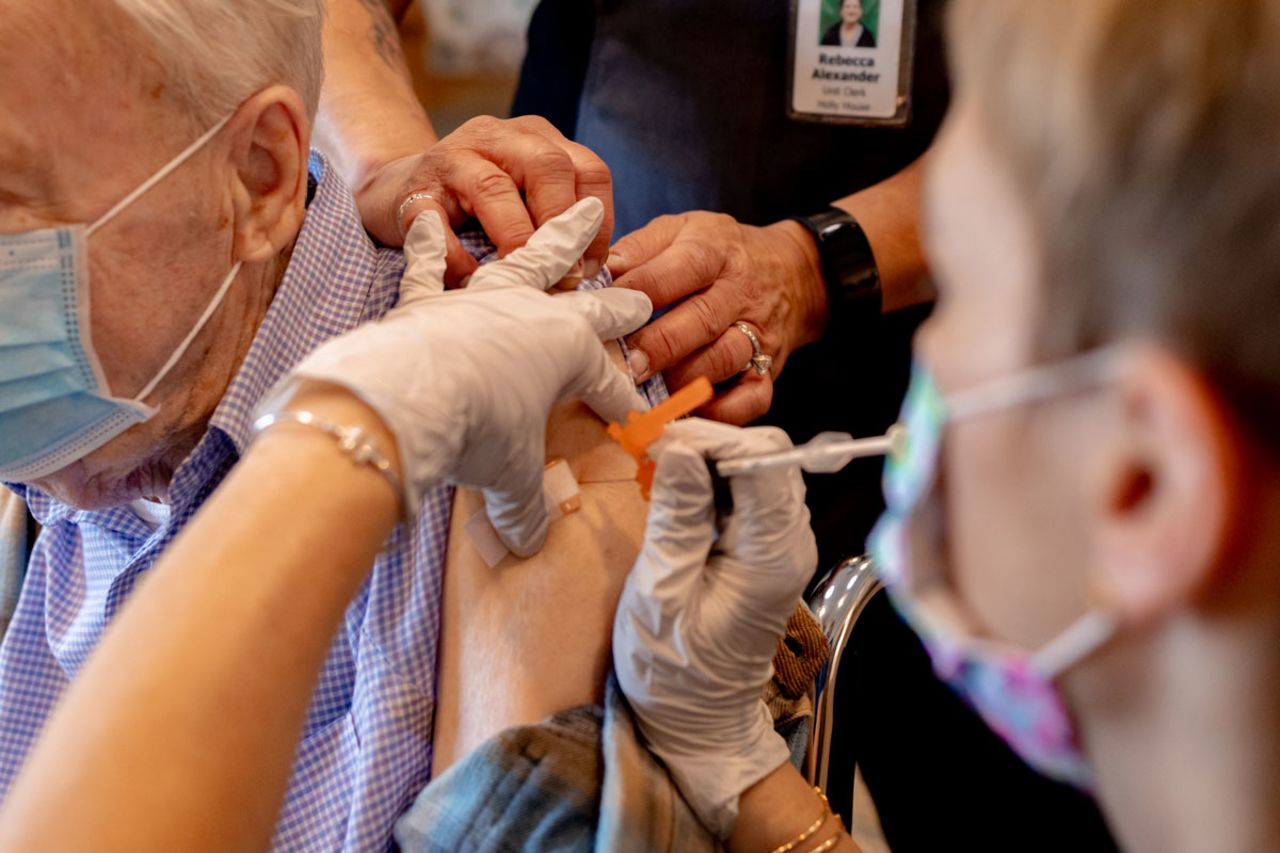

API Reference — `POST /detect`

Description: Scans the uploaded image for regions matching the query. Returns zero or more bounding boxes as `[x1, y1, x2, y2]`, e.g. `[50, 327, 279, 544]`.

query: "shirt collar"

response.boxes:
[165, 154, 404, 508]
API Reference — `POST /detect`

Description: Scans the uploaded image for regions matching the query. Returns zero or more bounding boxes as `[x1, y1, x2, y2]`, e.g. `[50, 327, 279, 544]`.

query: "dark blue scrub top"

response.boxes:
[514, 0, 951, 234]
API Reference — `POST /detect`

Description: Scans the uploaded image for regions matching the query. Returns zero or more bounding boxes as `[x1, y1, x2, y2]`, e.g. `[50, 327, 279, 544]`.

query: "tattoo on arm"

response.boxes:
[359, 0, 408, 70]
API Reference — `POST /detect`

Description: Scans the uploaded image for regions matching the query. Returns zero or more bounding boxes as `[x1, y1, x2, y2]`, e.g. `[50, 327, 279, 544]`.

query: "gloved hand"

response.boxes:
[263, 198, 651, 556]
[612, 418, 819, 839]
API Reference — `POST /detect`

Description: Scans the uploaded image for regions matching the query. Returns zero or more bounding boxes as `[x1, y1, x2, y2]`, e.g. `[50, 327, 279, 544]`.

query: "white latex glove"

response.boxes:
[263, 198, 652, 555]
[612, 418, 819, 839]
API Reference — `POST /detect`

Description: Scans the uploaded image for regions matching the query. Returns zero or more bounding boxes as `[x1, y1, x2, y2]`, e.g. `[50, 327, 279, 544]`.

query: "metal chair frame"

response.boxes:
[804, 555, 884, 825]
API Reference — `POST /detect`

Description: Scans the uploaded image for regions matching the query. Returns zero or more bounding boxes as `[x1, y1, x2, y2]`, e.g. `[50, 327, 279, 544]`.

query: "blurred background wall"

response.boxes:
[401, 0, 539, 134]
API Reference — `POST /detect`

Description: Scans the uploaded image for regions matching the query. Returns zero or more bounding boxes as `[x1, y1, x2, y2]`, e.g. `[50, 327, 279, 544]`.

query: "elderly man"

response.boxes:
[0, 0, 649, 848]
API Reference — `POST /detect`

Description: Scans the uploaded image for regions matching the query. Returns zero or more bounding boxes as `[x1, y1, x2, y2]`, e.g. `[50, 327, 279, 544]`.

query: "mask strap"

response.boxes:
[946, 346, 1126, 423]
[1032, 610, 1117, 678]
[133, 261, 242, 403]
[87, 112, 235, 238]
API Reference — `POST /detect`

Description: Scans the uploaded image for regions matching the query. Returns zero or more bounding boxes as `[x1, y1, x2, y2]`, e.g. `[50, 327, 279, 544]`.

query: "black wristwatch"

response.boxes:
[788, 208, 882, 332]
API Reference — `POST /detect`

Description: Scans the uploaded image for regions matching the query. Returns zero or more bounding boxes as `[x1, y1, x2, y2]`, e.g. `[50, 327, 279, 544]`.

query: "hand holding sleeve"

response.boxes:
[258, 199, 652, 555]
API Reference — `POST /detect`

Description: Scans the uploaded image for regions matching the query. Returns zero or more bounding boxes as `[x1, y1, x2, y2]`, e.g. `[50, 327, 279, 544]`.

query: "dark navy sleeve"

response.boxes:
[511, 0, 597, 138]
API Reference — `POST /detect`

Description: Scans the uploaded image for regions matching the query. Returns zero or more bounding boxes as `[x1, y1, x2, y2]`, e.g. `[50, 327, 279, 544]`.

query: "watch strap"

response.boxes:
[789, 208, 882, 330]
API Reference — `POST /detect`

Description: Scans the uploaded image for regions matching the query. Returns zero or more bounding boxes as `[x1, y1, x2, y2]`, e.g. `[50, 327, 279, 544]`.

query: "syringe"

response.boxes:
[715, 424, 907, 477]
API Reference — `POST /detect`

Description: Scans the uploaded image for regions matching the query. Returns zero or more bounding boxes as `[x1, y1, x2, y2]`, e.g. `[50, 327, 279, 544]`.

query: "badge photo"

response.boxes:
[788, 0, 917, 126]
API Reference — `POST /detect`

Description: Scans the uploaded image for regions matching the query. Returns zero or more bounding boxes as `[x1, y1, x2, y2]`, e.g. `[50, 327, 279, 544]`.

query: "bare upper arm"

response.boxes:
[432, 341, 650, 773]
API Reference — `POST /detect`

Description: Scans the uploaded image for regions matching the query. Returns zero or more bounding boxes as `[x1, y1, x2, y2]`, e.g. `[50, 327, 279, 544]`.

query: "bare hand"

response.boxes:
[609, 212, 828, 424]
[354, 115, 614, 285]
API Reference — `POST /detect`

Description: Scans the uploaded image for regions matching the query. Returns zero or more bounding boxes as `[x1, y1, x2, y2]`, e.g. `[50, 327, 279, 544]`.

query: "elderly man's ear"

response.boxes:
[226, 85, 310, 263]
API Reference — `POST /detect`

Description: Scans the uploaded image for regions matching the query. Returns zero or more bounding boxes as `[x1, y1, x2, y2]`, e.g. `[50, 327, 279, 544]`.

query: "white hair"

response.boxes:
[109, 0, 326, 124]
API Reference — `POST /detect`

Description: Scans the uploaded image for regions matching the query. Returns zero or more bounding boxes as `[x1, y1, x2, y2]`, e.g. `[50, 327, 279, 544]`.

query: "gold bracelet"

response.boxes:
[806, 830, 845, 853]
[767, 788, 832, 853]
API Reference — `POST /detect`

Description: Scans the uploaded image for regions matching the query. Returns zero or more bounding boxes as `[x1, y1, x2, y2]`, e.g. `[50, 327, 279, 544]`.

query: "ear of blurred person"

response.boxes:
[1088, 350, 1251, 627]
[1062, 345, 1280, 853]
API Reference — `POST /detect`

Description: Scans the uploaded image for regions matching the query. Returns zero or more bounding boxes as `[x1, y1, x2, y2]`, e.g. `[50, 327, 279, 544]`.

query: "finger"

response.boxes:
[501, 116, 611, 236]
[560, 141, 614, 272]
[397, 189, 464, 238]
[566, 344, 650, 426]
[351, 153, 443, 248]
[470, 198, 605, 292]
[626, 286, 742, 379]
[697, 374, 774, 426]
[397, 210, 448, 305]
[394, 191, 480, 287]
[451, 157, 537, 257]
[663, 327, 756, 389]
[442, 235, 481, 289]
[558, 288, 653, 340]
[606, 215, 689, 280]
[611, 220, 728, 308]
[663, 418, 801, 527]
[658, 419, 815, 600]
[658, 417, 782, 459]
[491, 130, 580, 231]
[718, 429, 816, 603]
[483, 458, 551, 558]
[470, 117, 616, 273]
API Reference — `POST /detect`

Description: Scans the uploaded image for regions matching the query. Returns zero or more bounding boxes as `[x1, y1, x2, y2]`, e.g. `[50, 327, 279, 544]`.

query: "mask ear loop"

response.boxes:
[78, 110, 240, 404]
[946, 346, 1127, 423]
[1032, 610, 1118, 678]
[87, 112, 235, 238]
[132, 260, 243, 404]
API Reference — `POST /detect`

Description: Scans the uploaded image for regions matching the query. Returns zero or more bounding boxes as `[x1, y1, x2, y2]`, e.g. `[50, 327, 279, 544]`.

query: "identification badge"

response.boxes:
[788, 0, 918, 126]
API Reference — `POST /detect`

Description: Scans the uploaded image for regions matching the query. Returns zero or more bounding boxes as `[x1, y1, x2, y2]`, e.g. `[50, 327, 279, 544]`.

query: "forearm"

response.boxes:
[0, 386, 402, 852]
[832, 156, 933, 313]
[315, 0, 437, 194]
[728, 764, 860, 853]
[768, 158, 933, 356]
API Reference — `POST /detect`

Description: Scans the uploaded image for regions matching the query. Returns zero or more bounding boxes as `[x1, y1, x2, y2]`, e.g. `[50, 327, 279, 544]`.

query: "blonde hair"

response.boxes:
[110, 0, 326, 123]
[949, 0, 1280, 442]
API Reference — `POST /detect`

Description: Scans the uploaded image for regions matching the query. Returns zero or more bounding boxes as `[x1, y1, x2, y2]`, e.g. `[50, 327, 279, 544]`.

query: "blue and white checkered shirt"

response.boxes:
[0, 156, 453, 850]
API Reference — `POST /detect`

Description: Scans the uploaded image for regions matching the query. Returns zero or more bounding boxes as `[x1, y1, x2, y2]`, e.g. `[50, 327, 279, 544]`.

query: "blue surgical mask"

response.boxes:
[0, 113, 240, 483]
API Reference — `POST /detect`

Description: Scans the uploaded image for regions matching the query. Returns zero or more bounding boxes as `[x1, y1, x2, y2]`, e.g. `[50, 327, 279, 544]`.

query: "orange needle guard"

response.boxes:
[608, 376, 714, 500]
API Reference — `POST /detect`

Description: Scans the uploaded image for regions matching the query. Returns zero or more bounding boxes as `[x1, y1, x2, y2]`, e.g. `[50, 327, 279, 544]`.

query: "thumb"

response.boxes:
[566, 343, 649, 426]
[483, 456, 551, 558]
[398, 210, 449, 306]
[470, 197, 605, 292]
[625, 439, 719, 614]
[557, 287, 653, 340]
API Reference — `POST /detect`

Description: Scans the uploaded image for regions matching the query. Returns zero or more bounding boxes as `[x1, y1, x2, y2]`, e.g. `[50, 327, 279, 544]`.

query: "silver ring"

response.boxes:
[396, 191, 438, 229]
[732, 322, 774, 376]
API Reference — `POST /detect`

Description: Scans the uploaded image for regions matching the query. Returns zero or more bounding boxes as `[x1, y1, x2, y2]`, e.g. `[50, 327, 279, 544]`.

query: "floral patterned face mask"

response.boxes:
[869, 352, 1122, 790]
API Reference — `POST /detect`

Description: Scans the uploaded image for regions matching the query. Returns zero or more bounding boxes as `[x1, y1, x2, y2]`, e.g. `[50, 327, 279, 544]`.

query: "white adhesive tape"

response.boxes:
[465, 459, 582, 568]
